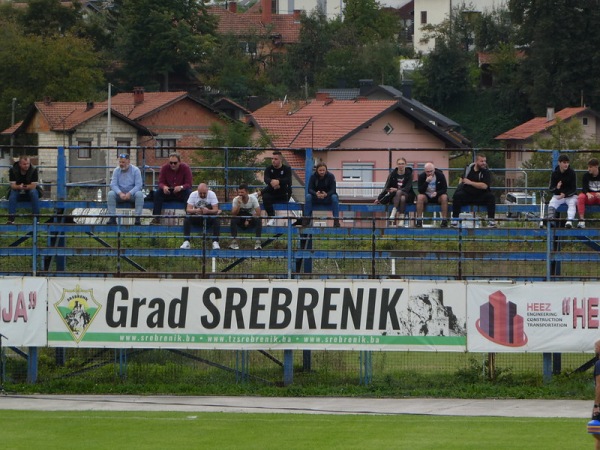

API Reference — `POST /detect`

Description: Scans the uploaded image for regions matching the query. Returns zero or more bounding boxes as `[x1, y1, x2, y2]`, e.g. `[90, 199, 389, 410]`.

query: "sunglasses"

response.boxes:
[118, 153, 129, 159]
[169, 161, 179, 165]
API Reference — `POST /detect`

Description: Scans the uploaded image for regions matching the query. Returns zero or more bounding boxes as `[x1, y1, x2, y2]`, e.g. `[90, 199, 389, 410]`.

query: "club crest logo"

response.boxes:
[54, 285, 101, 343]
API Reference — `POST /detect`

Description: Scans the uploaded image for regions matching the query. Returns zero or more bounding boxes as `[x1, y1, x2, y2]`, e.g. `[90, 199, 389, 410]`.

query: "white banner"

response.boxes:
[48, 278, 466, 351]
[467, 282, 600, 352]
[0, 277, 47, 346]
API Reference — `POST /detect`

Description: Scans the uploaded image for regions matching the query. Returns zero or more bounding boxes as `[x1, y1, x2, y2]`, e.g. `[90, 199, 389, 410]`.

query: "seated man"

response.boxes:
[543, 154, 577, 228]
[107, 153, 144, 225]
[180, 183, 221, 250]
[229, 183, 262, 250]
[7, 155, 40, 224]
[451, 154, 496, 228]
[416, 162, 449, 228]
[261, 151, 292, 226]
[150, 153, 193, 224]
[577, 157, 600, 229]
[302, 163, 340, 227]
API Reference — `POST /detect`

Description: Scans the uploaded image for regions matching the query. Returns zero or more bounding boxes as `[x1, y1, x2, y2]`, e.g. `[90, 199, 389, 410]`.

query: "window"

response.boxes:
[156, 139, 176, 158]
[421, 11, 427, 24]
[383, 123, 394, 135]
[77, 140, 92, 159]
[583, 117, 589, 126]
[507, 151, 512, 160]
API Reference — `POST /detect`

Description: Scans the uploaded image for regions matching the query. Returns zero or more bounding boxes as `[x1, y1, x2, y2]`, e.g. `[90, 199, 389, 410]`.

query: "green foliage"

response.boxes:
[0, 18, 105, 130]
[114, 0, 217, 90]
[18, 0, 81, 37]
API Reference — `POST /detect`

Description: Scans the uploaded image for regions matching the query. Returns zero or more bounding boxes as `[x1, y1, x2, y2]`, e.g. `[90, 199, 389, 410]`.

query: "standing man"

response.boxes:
[416, 162, 449, 228]
[107, 153, 144, 225]
[261, 151, 292, 226]
[7, 155, 40, 224]
[180, 183, 221, 250]
[150, 153, 193, 225]
[451, 154, 496, 228]
[577, 158, 600, 229]
[302, 163, 340, 227]
[229, 183, 262, 250]
[543, 154, 577, 228]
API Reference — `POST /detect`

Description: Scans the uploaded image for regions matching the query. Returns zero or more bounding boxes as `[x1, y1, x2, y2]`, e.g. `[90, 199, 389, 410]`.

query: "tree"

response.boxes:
[0, 19, 105, 132]
[18, 0, 81, 37]
[114, 0, 217, 91]
[510, 0, 600, 114]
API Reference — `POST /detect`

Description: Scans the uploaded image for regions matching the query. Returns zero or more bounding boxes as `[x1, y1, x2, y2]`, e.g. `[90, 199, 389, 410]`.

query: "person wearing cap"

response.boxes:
[106, 153, 144, 225]
[150, 153, 193, 225]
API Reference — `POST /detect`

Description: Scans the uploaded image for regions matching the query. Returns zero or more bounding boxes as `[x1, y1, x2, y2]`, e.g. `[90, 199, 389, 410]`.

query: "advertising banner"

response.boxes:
[0, 277, 47, 346]
[47, 278, 466, 351]
[467, 282, 600, 353]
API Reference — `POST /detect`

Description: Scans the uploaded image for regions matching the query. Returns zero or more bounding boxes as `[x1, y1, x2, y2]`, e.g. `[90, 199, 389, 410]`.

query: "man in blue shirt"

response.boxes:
[107, 153, 144, 225]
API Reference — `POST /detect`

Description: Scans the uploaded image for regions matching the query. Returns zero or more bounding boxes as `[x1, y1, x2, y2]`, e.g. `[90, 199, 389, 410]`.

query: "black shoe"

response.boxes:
[302, 218, 312, 227]
[150, 217, 161, 225]
[106, 218, 117, 225]
[134, 219, 141, 226]
[292, 219, 303, 226]
[440, 219, 448, 228]
[415, 219, 423, 228]
[333, 219, 341, 228]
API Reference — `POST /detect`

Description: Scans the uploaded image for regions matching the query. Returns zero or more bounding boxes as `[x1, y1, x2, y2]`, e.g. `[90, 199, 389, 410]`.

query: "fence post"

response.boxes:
[283, 350, 293, 386]
[27, 347, 38, 383]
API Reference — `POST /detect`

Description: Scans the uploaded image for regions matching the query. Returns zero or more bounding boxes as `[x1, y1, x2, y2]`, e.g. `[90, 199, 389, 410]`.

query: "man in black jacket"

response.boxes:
[543, 154, 577, 228]
[302, 163, 340, 227]
[261, 151, 292, 226]
[416, 162, 449, 227]
[7, 155, 40, 224]
[451, 154, 496, 228]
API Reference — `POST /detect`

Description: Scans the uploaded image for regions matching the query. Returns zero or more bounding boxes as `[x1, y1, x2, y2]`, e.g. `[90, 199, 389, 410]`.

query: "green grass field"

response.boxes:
[0, 410, 592, 449]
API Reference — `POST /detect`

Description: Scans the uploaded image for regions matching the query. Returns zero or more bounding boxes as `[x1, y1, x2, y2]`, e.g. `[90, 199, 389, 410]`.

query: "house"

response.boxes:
[249, 86, 469, 204]
[495, 107, 600, 188]
[413, 0, 507, 54]
[1, 99, 152, 197]
[209, 0, 302, 63]
[1, 88, 233, 196]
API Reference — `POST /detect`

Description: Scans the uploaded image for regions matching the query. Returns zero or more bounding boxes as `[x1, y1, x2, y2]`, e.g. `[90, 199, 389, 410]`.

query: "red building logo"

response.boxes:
[476, 290, 527, 347]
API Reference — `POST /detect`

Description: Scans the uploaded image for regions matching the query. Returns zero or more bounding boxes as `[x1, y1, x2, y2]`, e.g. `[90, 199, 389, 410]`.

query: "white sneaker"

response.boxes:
[266, 218, 275, 226]
[229, 239, 239, 250]
[212, 241, 220, 250]
[450, 220, 459, 228]
[180, 240, 190, 249]
[254, 240, 262, 250]
[487, 220, 497, 228]
[565, 221, 573, 229]
[578, 221, 586, 229]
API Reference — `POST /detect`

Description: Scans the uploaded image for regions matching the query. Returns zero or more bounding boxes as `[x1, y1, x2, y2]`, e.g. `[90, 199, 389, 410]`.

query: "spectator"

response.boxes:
[542, 154, 577, 228]
[229, 183, 262, 250]
[301, 163, 340, 227]
[150, 153, 193, 225]
[180, 183, 221, 249]
[416, 162, 449, 228]
[577, 157, 600, 229]
[451, 154, 496, 228]
[375, 157, 415, 227]
[261, 151, 292, 226]
[7, 155, 40, 224]
[107, 153, 144, 225]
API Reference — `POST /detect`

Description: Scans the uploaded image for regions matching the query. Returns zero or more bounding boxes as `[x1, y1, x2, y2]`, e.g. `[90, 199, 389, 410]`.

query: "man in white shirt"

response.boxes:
[229, 183, 262, 250]
[180, 183, 221, 249]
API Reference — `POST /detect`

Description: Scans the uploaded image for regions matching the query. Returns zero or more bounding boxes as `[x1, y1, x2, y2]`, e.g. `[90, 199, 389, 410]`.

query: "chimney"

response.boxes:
[359, 79, 374, 96]
[316, 92, 330, 102]
[293, 9, 301, 21]
[401, 80, 413, 99]
[546, 107, 555, 121]
[261, 0, 272, 24]
[44, 96, 52, 105]
[228, 1, 237, 13]
[86, 101, 94, 111]
[133, 87, 145, 105]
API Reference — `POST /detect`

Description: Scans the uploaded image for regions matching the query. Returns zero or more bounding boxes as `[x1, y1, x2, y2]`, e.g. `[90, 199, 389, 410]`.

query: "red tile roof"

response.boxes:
[251, 99, 399, 148]
[209, 5, 301, 44]
[495, 107, 588, 140]
[108, 91, 189, 120]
